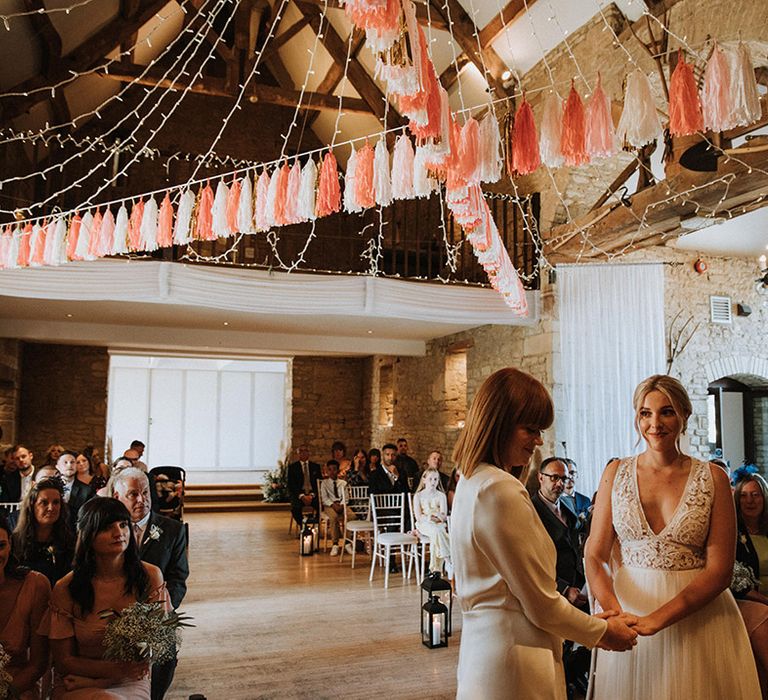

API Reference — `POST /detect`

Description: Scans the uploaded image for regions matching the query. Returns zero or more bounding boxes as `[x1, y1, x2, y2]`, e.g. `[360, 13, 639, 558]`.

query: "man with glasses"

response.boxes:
[560, 459, 592, 523]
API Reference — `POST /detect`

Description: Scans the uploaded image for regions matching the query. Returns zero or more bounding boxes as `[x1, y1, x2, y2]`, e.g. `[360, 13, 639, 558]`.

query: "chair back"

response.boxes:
[370, 493, 407, 533]
[346, 485, 370, 519]
[0, 501, 21, 513]
[149, 466, 186, 521]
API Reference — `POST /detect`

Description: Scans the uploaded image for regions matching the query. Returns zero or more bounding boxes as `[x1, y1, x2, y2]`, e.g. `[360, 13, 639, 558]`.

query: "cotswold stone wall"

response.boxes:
[0, 339, 21, 447]
[18, 343, 108, 461]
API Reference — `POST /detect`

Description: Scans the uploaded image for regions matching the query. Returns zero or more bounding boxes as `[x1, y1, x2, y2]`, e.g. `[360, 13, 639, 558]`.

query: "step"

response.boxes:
[185, 483, 263, 492]
[185, 488, 264, 501]
[185, 500, 290, 513]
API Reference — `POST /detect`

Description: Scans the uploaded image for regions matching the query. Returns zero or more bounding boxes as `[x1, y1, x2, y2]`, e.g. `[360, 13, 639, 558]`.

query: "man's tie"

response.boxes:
[332, 479, 338, 499]
[302, 462, 311, 493]
[134, 523, 143, 544]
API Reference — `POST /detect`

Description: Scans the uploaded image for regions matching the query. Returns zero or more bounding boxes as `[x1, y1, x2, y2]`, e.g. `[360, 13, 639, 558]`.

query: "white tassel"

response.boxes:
[284, 163, 302, 224]
[43, 220, 56, 265]
[478, 111, 503, 183]
[51, 218, 68, 264]
[211, 180, 231, 238]
[76, 212, 94, 260]
[413, 146, 436, 198]
[265, 168, 280, 226]
[173, 191, 194, 244]
[237, 175, 253, 232]
[6, 228, 20, 268]
[298, 159, 317, 222]
[139, 197, 159, 251]
[617, 70, 661, 148]
[729, 43, 762, 128]
[344, 146, 361, 213]
[366, 27, 399, 53]
[391, 134, 415, 200]
[373, 140, 392, 207]
[28, 224, 41, 266]
[113, 205, 129, 254]
[540, 92, 564, 168]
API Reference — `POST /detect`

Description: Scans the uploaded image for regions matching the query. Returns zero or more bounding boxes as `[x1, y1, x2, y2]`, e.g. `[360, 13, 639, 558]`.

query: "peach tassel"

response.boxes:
[17, 224, 32, 266]
[458, 118, 481, 184]
[87, 210, 103, 258]
[511, 97, 540, 175]
[316, 151, 341, 217]
[669, 53, 703, 136]
[702, 43, 732, 132]
[561, 82, 588, 166]
[194, 185, 214, 240]
[98, 208, 116, 257]
[730, 43, 762, 128]
[157, 194, 174, 248]
[284, 164, 301, 224]
[355, 142, 376, 210]
[585, 74, 617, 159]
[31, 223, 46, 266]
[128, 200, 144, 251]
[66, 214, 81, 260]
[274, 164, 291, 226]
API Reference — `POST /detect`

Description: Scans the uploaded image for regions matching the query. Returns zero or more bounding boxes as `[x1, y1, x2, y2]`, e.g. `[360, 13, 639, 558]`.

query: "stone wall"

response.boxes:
[0, 339, 21, 447]
[754, 396, 768, 468]
[17, 343, 109, 462]
[290, 356, 367, 464]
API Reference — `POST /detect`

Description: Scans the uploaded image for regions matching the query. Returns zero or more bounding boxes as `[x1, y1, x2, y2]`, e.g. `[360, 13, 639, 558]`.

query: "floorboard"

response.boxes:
[170, 511, 460, 699]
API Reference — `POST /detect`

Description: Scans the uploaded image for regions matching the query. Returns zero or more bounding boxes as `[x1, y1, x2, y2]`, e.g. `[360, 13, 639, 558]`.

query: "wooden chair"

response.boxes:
[340, 485, 374, 568]
[368, 493, 418, 589]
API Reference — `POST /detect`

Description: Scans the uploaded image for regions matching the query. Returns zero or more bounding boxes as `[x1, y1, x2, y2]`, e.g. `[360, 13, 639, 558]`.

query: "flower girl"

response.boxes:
[412, 470, 452, 576]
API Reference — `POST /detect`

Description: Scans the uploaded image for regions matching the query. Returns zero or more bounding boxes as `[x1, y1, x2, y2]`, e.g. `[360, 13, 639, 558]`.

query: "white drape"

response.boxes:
[557, 263, 665, 496]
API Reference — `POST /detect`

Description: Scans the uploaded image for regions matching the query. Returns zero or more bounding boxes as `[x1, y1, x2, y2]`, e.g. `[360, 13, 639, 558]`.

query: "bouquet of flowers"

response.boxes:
[0, 643, 13, 700]
[262, 460, 290, 503]
[100, 602, 193, 665]
[731, 560, 759, 596]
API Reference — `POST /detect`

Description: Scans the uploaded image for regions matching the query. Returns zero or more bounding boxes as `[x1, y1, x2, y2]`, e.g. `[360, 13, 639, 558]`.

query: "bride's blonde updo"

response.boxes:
[633, 375, 692, 444]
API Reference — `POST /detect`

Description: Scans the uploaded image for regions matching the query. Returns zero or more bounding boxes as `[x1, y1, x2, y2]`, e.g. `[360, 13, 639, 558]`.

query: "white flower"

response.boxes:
[149, 524, 162, 541]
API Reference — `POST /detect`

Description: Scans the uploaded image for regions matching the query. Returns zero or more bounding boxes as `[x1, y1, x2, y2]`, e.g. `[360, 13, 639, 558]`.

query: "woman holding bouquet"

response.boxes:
[45, 497, 167, 699]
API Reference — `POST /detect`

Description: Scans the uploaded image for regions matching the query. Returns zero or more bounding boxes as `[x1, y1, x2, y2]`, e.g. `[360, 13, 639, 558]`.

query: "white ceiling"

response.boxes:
[673, 206, 768, 259]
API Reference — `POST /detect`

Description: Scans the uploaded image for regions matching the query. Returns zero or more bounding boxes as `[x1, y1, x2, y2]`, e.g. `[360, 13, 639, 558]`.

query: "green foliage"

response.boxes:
[262, 461, 290, 503]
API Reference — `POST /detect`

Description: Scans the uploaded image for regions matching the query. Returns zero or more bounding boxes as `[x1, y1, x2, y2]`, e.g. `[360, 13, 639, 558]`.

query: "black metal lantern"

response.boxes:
[421, 571, 453, 636]
[300, 518, 314, 556]
[421, 595, 448, 649]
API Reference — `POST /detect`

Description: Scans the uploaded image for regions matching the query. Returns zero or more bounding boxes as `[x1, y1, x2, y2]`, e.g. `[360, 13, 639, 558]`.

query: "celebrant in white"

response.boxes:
[586, 374, 761, 698]
[412, 469, 452, 576]
[450, 368, 637, 700]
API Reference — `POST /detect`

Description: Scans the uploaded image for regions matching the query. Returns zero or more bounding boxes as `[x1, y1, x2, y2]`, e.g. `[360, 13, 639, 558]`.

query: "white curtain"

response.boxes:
[557, 264, 665, 496]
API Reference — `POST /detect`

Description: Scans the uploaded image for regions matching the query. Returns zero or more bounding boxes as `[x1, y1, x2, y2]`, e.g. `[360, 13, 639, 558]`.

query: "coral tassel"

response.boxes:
[316, 152, 341, 217]
[225, 178, 242, 233]
[617, 70, 661, 148]
[128, 200, 144, 251]
[391, 135, 415, 200]
[373, 140, 392, 207]
[355, 142, 376, 210]
[87, 211, 103, 258]
[702, 43, 732, 132]
[561, 83, 588, 166]
[157, 194, 174, 248]
[31, 224, 46, 266]
[540, 92, 564, 168]
[66, 214, 81, 260]
[194, 185, 214, 241]
[298, 159, 317, 222]
[730, 42, 762, 128]
[273, 164, 291, 225]
[511, 97, 540, 175]
[669, 53, 704, 136]
[586, 74, 617, 159]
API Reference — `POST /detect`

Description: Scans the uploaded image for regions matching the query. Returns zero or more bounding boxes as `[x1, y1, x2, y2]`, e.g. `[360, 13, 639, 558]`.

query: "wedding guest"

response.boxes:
[395, 438, 420, 491]
[1, 444, 35, 503]
[122, 449, 146, 473]
[345, 449, 370, 486]
[112, 469, 188, 700]
[412, 469, 451, 576]
[55, 451, 93, 531]
[368, 444, 409, 499]
[13, 478, 75, 585]
[560, 459, 591, 522]
[127, 441, 148, 472]
[451, 368, 635, 699]
[34, 466, 60, 483]
[421, 450, 450, 492]
[74, 452, 106, 492]
[368, 448, 381, 474]
[13, 445, 37, 502]
[45, 497, 167, 698]
[83, 447, 109, 484]
[43, 445, 65, 468]
[97, 458, 134, 498]
[287, 445, 321, 526]
[320, 461, 357, 557]
[331, 442, 352, 479]
[0, 514, 51, 700]
[446, 468, 459, 513]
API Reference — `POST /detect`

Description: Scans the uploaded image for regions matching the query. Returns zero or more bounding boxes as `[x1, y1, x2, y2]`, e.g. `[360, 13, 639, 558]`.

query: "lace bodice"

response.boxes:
[612, 456, 713, 571]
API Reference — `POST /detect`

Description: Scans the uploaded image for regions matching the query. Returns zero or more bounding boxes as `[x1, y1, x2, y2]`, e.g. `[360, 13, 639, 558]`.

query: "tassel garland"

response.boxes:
[617, 70, 661, 148]
[511, 98, 540, 175]
[540, 92, 564, 168]
[355, 142, 376, 210]
[669, 54, 704, 136]
[702, 43, 732, 132]
[561, 83, 588, 167]
[730, 43, 762, 128]
[585, 75, 617, 159]
[373, 140, 392, 207]
[316, 151, 341, 217]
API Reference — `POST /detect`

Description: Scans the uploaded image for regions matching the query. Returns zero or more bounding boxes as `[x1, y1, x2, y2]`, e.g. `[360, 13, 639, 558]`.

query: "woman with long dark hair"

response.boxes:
[74, 452, 106, 492]
[0, 514, 51, 699]
[345, 449, 370, 486]
[13, 478, 75, 585]
[45, 497, 167, 698]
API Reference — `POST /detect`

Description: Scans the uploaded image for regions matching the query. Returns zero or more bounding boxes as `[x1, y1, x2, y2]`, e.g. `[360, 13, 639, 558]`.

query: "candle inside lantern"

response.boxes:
[303, 535, 313, 551]
[432, 617, 442, 646]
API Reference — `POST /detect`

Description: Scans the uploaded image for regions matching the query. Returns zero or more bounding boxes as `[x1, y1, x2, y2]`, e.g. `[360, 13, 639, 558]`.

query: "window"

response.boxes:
[444, 349, 467, 428]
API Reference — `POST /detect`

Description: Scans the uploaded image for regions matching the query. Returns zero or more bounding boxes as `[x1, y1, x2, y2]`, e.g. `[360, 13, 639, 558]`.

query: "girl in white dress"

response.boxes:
[412, 469, 451, 576]
[586, 374, 761, 699]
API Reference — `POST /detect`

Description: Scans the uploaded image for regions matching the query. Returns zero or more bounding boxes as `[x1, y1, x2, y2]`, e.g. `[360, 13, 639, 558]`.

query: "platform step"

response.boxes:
[185, 500, 289, 513]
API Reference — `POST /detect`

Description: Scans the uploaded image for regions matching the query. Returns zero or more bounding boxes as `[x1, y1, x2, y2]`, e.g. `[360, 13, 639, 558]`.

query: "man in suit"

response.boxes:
[394, 438, 420, 491]
[369, 443, 411, 572]
[1, 444, 36, 502]
[287, 444, 322, 526]
[112, 467, 189, 700]
[560, 459, 592, 524]
[531, 458, 587, 609]
[56, 450, 94, 530]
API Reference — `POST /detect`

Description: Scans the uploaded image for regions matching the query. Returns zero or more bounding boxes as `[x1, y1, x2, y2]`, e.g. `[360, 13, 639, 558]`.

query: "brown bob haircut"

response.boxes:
[452, 368, 553, 479]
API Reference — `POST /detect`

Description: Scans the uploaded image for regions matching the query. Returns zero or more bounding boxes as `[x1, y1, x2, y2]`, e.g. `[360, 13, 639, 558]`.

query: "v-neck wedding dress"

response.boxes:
[591, 456, 760, 699]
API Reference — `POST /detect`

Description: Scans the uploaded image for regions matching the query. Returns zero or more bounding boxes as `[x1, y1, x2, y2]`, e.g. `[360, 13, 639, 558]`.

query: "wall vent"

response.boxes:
[710, 295, 732, 324]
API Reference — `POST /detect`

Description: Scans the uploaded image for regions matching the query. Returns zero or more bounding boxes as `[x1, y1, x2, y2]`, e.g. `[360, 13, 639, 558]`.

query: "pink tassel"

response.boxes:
[31, 223, 46, 266]
[730, 42, 762, 128]
[17, 224, 32, 267]
[391, 134, 415, 200]
[284, 164, 301, 224]
[355, 142, 376, 210]
[98, 209, 116, 257]
[316, 152, 341, 217]
[87, 210, 103, 258]
[617, 70, 661, 148]
[586, 74, 617, 159]
[128, 200, 144, 251]
[702, 43, 732, 132]
[539, 92, 564, 168]
[66, 214, 81, 260]
[511, 97, 540, 175]
[194, 185, 214, 241]
[274, 164, 291, 226]
[458, 118, 481, 184]
[561, 83, 588, 166]
[254, 170, 271, 231]
[669, 53, 703, 136]
[157, 194, 174, 248]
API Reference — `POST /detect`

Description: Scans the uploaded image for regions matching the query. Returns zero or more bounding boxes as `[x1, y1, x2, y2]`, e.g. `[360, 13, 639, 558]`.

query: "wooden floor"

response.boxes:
[170, 510, 460, 700]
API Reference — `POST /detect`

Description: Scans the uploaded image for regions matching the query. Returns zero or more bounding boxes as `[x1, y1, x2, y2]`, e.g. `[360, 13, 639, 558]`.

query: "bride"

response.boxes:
[586, 375, 760, 698]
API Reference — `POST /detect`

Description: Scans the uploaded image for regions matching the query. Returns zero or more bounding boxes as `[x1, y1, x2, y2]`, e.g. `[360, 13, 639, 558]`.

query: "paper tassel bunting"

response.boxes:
[391, 134, 415, 200]
[237, 175, 253, 232]
[298, 159, 317, 222]
[702, 43, 732, 132]
[344, 146, 361, 214]
[140, 198, 159, 251]
[316, 152, 341, 218]
[730, 42, 762, 129]
[585, 74, 617, 159]
[373, 140, 392, 207]
[194, 185, 214, 241]
[157, 194, 174, 248]
[66, 215, 81, 260]
[540, 92, 564, 168]
[273, 164, 291, 226]
[669, 54, 704, 136]
[511, 97, 540, 176]
[617, 70, 661, 148]
[478, 112, 503, 183]
[284, 163, 302, 224]
[561, 83, 588, 167]
[113, 206, 129, 253]
[254, 170, 271, 231]
[173, 192, 194, 244]
[355, 142, 376, 210]
[211, 180, 231, 238]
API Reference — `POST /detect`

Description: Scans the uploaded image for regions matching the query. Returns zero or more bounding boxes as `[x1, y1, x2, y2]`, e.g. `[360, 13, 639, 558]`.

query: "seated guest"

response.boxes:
[43, 445, 65, 468]
[733, 470, 768, 698]
[55, 451, 93, 531]
[34, 466, 60, 483]
[369, 444, 409, 498]
[97, 457, 134, 497]
[344, 449, 369, 486]
[83, 447, 109, 483]
[559, 459, 591, 523]
[421, 450, 450, 493]
[446, 468, 459, 513]
[44, 498, 167, 698]
[331, 442, 352, 479]
[320, 461, 357, 557]
[395, 438, 419, 491]
[74, 452, 106, 492]
[368, 448, 381, 475]
[287, 445, 321, 526]
[531, 458, 587, 609]
[0, 514, 51, 700]
[13, 478, 75, 585]
[112, 468, 189, 700]
[412, 469, 452, 576]
[125, 441, 148, 472]
[13, 445, 37, 502]
[1, 444, 36, 503]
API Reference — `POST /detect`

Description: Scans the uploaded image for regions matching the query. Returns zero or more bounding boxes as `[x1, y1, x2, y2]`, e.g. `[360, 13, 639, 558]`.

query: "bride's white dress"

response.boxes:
[592, 456, 760, 699]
